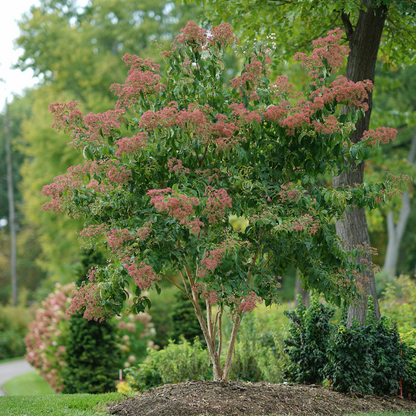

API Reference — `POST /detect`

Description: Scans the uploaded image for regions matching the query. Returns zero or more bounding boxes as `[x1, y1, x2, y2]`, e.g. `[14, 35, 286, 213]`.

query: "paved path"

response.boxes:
[0, 360, 33, 396]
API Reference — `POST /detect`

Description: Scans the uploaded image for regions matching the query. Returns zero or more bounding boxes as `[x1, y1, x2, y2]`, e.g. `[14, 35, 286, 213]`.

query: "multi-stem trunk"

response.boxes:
[189, 283, 242, 382]
[334, 0, 388, 325]
[180, 263, 243, 383]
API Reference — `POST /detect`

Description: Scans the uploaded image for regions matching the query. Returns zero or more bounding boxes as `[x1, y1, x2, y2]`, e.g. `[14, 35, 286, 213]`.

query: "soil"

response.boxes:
[107, 380, 416, 416]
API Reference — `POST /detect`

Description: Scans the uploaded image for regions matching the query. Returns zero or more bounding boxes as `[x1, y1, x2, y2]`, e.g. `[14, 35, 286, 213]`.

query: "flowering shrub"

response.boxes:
[25, 283, 74, 392]
[42, 22, 406, 381]
[115, 311, 158, 370]
[25, 284, 155, 392]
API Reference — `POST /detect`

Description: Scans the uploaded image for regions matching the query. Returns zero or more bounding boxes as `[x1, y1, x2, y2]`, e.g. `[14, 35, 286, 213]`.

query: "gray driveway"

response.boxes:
[0, 359, 33, 396]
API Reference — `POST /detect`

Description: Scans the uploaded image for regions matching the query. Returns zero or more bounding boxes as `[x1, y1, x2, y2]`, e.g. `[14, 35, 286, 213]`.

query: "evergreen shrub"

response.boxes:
[283, 295, 334, 384]
[62, 250, 119, 393]
[323, 297, 407, 395]
[168, 290, 205, 344]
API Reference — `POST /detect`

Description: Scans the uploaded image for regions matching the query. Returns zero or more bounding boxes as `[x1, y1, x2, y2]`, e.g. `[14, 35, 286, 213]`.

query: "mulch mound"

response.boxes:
[107, 380, 416, 416]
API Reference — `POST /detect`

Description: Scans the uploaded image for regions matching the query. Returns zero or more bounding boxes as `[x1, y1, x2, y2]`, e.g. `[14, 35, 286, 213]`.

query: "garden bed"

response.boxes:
[108, 380, 416, 416]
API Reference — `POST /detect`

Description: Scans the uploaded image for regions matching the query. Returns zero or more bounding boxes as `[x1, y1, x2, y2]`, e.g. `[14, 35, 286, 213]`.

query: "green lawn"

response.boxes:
[0, 392, 134, 416]
[2, 371, 55, 396]
[1, 393, 416, 416]
[0, 356, 25, 365]
[347, 413, 416, 416]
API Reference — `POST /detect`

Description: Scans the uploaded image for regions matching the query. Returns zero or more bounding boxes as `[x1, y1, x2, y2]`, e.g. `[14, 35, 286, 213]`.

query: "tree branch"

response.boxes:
[341, 12, 354, 41]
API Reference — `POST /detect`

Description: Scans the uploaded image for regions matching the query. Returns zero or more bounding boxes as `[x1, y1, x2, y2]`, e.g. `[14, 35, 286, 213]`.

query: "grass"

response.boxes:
[347, 413, 416, 416]
[0, 356, 25, 365]
[2, 371, 56, 396]
[0, 393, 415, 416]
[0, 392, 134, 416]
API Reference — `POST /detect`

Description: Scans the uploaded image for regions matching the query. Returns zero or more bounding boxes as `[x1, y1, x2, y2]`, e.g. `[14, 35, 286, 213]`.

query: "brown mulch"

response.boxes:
[107, 380, 416, 416]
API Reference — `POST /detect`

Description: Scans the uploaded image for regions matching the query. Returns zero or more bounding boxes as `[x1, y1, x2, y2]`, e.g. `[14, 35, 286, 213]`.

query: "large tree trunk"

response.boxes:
[294, 270, 310, 308]
[333, 0, 388, 325]
[384, 126, 416, 280]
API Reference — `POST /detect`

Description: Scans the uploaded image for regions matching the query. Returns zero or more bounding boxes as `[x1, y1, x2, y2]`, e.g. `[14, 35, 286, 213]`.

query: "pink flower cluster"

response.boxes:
[116, 132, 148, 156]
[49, 101, 126, 149]
[203, 186, 232, 224]
[148, 188, 204, 234]
[136, 221, 154, 241]
[111, 54, 165, 109]
[174, 21, 208, 49]
[167, 158, 190, 174]
[263, 101, 291, 124]
[208, 22, 239, 49]
[361, 127, 397, 146]
[294, 28, 350, 75]
[230, 56, 270, 99]
[124, 262, 161, 290]
[270, 76, 296, 100]
[236, 291, 262, 313]
[106, 163, 132, 184]
[200, 288, 219, 305]
[106, 228, 133, 251]
[49, 101, 83, 134]
[312, 115, 340, 135]
[41, 173, 80, 214]
[41, 159, 122, 215]
[310, 75, 373, 111]
[77, 223, 107, 247]
[25, 283, 75, 392]
[291, 214, 319, 235]
[198, 239, 240, 278]
[82, 109, 125, 147]
[229, 103, 262, 126]
[139, 103, 178, 130]
[278, 183, 301, 202]
[67, 280, 109, 322]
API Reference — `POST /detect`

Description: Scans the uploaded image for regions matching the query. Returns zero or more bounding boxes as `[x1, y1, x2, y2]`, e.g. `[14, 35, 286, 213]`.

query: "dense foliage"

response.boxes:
[323, 297, 406, 395]
[283, 295, 335, 384]
[0, 304, 34, 360]
[62, 250, 119, 394]
[25, 282, 155, 392]
[124, 337, 212, 391]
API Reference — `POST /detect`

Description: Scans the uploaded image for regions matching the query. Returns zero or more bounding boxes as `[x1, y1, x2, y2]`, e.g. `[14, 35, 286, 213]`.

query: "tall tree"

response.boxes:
[197, 0, 416, 323]
[14, 0, 202, 283]
[0, 91, 47, 304]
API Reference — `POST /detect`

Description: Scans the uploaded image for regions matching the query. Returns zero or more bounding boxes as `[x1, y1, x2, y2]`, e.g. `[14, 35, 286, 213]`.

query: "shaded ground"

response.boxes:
[108, 380, 416, 416]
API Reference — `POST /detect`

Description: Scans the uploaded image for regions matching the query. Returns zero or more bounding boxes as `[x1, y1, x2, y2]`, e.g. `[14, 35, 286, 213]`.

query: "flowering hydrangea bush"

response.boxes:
[25, 283, 74, 392]
[25, 284, 155, 391]
[42, 22, 407, 382]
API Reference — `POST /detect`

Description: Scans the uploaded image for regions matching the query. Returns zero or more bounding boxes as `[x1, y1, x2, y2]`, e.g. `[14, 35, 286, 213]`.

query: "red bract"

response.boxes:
[294, 28, 350, 75]
[361, 127, 398, 146]
[115, 133, 148, 156]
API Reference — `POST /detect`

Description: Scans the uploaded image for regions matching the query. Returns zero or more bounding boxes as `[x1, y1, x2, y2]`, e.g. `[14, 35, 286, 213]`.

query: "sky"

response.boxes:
[0, 0, 89, 110]
[0, 0, 41, 107]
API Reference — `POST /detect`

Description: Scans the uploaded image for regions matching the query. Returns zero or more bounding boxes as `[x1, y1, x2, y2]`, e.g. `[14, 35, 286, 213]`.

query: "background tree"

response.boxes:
[12, 0, 203, 285]
[369, 65, 416, 279]
[196, 0, 416, 324]
[0, 91, 47, 304]
[168, 289, 206, 344]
